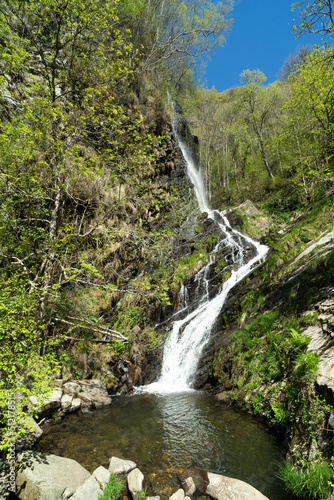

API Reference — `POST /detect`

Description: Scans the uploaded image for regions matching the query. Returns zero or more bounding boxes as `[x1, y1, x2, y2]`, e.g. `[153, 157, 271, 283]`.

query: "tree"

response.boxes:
[121, 0, 233, 79]
[279, 48, 334, 194]
[278, 44, 314, 81]
[0, 0, 133, 102]
[237, 70, 282, 179]
[292, 0, 334, 38]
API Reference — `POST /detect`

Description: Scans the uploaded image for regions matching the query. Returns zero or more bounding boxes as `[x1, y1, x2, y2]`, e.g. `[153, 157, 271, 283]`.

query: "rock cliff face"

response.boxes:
[302, 293, 334, 397]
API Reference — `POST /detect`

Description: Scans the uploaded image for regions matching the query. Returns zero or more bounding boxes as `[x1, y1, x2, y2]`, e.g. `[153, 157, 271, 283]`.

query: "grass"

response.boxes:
[278, 459, 333, 499]
[98, 472, 124, 500]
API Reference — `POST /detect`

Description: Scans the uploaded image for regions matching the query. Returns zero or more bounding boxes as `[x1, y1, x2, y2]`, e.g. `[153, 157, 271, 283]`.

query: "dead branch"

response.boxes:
[62, 335, 128, 344]
[54, 317, 127, 342]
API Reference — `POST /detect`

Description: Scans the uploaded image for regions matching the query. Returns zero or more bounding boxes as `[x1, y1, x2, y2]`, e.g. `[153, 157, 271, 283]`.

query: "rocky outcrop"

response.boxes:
[29, 388, 63, 418]
[28, 379, 110, 424]
[234, 199, 269, 238]
[62, 379, 111, 409]
[16, 451, 91, 500]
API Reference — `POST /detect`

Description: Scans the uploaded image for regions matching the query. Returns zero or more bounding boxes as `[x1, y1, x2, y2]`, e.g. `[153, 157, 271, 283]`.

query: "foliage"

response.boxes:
[0, 273, 60, 451]
[98, 472, 124, 500]
[292, 0, 334, 39]
[279, 48, 334, 197]
[123, 0, 233, 80]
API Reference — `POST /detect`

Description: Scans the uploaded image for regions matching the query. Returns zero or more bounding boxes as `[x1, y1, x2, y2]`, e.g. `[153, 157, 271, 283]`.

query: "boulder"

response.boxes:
[234, 200, 269, 238]
[206, 472, 269, 500]
[216, 391, 231, 404]
[71, 398, 82, 412]
[127, 467, 144, 499]
[71, 466, 110, 500]
[16, 450, 90, 500]
[60, 393, 73, 412]
[109, 456, 137, 474]
[180, 468, 269, 500]
[29, 388, 63, 418]
[63, 379, 111, 408]
[0, 459, 11, 500]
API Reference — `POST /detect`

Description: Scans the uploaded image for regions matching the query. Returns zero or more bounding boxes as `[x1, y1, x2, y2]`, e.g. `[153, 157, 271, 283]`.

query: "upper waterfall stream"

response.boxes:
[140, 129, 269, 393]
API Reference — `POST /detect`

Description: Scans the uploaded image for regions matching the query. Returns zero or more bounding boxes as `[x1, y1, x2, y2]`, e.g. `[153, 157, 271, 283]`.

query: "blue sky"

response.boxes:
[203, 0, 323, 91]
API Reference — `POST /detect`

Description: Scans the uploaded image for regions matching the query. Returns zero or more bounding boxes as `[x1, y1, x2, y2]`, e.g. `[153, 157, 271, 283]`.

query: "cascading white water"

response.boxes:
[140, 124, 269, 394]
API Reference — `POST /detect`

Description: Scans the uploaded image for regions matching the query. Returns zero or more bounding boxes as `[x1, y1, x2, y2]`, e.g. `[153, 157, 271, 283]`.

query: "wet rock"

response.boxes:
[127, 468, 144, 499]
[224, 210, 244, 230]
[109, 457, 137, 474]
[216, 392, 231, 404]
[71, 466, 110, 500]
[16, 450, 90, 500]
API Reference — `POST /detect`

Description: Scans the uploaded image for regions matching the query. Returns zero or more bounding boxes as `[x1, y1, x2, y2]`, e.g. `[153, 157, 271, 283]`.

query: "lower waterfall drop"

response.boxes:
[140, 126, 269, 394]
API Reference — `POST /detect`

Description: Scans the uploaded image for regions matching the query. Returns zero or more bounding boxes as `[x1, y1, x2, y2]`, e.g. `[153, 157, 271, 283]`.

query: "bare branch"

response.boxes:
[54, 316, 128, 342]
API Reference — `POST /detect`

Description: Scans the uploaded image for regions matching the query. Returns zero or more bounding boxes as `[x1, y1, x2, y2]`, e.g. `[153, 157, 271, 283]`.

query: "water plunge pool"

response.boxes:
[35, 391, 295, 500]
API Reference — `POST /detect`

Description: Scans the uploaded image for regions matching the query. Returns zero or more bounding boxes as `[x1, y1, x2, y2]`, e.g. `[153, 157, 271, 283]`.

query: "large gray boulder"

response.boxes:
[206, 471, 269, 500]
[71, 466, 110, 500]
[180, 468, 269, 500]
[16, 451, 90, 500]
[109, 456, 137, 474]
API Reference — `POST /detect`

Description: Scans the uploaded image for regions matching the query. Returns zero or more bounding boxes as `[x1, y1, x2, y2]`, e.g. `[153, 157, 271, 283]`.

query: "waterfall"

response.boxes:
[139, 113, 269, 394]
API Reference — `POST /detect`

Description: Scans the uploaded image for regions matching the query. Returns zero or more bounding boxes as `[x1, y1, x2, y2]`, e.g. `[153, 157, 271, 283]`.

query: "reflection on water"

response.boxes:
[35, 391, 294, 500]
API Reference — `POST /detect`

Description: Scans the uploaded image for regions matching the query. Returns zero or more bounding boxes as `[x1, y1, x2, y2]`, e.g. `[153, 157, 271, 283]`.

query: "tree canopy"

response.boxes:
[292, 0, 334, 38]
